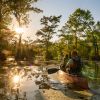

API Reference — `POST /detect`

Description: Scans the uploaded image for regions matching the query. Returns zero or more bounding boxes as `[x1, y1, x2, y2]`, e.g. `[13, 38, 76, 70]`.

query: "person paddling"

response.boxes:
[61, 50, 83, 76]
[48, 50, 83, 75]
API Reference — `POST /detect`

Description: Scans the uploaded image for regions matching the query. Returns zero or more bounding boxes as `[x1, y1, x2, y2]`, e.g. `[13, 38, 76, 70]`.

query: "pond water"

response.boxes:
[82, 61, 100, 95]
[0, 59, 100, 100]
[0, 59, 65, 100]
[0, 59, 46, 100]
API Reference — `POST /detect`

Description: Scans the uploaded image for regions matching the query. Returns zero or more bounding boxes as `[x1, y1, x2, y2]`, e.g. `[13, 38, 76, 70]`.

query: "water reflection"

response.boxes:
[0, 59, 100, 100]
[83, 61, 100, 95]
[0, 62, 44, 100]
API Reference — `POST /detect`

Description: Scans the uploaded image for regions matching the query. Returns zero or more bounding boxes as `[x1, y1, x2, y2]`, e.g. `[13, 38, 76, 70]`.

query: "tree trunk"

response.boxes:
[74, 32, 77, 49]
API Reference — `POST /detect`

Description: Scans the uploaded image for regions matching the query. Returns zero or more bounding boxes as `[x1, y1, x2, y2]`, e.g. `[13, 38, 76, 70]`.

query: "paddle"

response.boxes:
[47, 68, 60, 74]
[47, 65, 66, 74]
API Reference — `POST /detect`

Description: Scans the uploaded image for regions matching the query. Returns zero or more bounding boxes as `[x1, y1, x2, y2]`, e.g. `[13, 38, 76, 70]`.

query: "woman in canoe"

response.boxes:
[59, 50, 88, 89]
[60, 50, 83, 76]
[66, 50, 82, 75]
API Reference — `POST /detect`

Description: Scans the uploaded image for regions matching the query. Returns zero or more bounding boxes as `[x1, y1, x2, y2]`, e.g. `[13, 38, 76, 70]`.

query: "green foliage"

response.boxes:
[61, 8, 94, 49]
[0, 0, 42, 60]
[36, 15, 61, 41]
[15, 38, 37, 60]
[59, 8, 100, 60]
[7, 0, 42, 25]
[36, 15, 61, 60]
[0, 3, 15, 56]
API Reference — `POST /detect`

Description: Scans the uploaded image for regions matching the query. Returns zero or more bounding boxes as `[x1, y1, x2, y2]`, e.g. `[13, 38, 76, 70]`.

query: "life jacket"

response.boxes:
[69, 56, 82, 75]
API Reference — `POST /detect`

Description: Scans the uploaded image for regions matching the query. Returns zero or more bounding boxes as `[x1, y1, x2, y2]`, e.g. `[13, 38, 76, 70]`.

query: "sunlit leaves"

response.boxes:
[7, 0, 42, 25]
[61, 8, 95, 49]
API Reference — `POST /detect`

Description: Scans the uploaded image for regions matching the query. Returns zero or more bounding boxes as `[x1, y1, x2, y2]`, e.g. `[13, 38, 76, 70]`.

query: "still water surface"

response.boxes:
[82, 61, 100, 95]
[0, 59, 100, 100]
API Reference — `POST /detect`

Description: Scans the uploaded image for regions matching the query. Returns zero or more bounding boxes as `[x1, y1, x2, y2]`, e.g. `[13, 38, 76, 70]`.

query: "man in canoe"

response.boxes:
[61, 50, 83, 76]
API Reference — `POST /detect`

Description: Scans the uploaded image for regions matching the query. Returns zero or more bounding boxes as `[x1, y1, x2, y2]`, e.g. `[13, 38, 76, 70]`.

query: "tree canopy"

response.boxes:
[36, 15, 61, 60]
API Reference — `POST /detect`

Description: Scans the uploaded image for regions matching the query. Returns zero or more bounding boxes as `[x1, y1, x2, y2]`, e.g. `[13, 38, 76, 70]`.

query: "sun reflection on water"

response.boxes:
[13, 75, 20, 84]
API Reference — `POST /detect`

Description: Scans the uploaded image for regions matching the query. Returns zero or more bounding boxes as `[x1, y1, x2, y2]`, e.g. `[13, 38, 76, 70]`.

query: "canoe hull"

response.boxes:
[58, 70, 89, 89]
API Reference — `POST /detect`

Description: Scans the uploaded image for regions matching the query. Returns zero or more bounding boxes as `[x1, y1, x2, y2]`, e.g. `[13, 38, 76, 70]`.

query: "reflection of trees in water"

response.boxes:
[0, 66, 34, 100]
[83, 61, 100, 95]
[94, 62, 99, 78]
[83, 61, 100, 78]
[91, 61, 100, 80]
[1, 61, 99, 99]
[0, 65, 50, 100]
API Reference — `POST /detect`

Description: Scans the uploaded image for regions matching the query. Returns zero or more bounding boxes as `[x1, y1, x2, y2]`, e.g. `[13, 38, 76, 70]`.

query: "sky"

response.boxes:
[13, 0, 100, 41]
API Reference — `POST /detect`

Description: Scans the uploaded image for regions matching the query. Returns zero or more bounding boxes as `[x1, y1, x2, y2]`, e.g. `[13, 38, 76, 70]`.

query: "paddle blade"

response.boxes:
[47, 68, 59, 74]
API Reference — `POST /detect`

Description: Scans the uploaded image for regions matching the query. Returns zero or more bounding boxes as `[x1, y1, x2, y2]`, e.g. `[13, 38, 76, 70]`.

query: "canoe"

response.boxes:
[58, 70, 89, 89]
